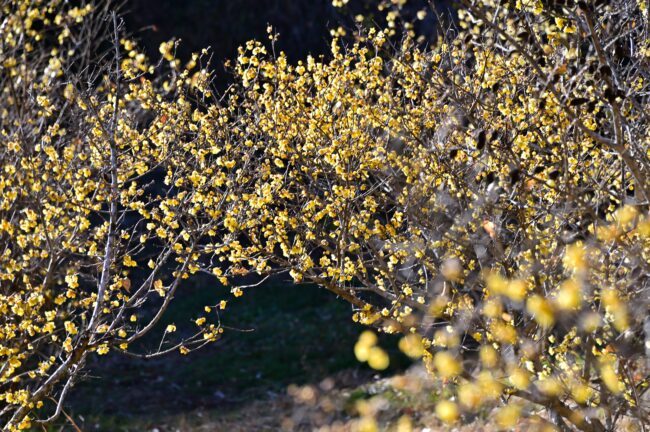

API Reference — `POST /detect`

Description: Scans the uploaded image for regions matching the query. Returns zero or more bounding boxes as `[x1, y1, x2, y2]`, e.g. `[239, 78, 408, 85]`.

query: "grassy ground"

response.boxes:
[44, 281, 588, 431]
[58, 281, 409, 431]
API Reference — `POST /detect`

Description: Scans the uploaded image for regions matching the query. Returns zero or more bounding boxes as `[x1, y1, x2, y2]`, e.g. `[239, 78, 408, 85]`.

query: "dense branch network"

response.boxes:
[0, 0, 649, 430]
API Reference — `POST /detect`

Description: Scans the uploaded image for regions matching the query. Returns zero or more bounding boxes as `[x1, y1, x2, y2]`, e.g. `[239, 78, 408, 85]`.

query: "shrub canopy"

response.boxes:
[1, 0, 649, 430]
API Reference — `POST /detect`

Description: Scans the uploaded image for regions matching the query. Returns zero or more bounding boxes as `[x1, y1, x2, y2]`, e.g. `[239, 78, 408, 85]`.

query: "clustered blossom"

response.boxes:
[0, 1, 248, 428]
[1, 0, 649, 430]
[227, 0, 650, 429]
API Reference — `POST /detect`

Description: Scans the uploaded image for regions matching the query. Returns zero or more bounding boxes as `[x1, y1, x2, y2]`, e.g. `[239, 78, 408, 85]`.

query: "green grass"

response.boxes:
[55, 279, 409, 430]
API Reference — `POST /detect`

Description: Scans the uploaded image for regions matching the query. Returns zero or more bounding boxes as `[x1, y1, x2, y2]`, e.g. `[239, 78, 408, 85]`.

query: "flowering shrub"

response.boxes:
[0, 0, 256, 428]
[225, 1, 650, 429]
[1, 0, 649, 430]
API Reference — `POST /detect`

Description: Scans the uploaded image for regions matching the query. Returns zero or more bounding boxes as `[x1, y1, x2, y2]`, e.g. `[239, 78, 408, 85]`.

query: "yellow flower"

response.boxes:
[479, 345, 499, 368]
[555, 279, 582, 310]
[458, 382, 482, 409]
[367, 346, 390, 370]
[600, 359, 623, 394]
[64, 321, 78, 335]
[153, 279, 165, 297]
[354, 331, 378, 362]
[508, 367, 530, 390]
[563, 242, 586, 272]
[398, 334, 424, 359]
[435, 400, 459, 423]
[496, 404, 521, 428]
[63, 337, 73, 353]
[526, 295, 555, 328]
[433, 351, 461, 378]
